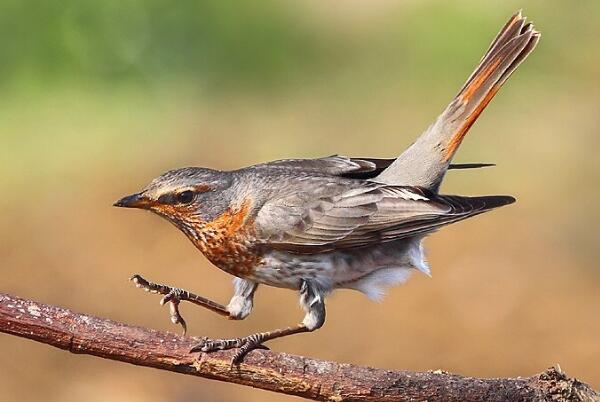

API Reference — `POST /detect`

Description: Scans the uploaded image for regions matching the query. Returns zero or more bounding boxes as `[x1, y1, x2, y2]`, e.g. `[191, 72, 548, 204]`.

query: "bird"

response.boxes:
[114, 11, 540, 364]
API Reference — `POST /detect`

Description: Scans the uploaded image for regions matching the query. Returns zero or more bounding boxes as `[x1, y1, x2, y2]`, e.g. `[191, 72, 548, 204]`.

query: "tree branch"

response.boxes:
[0, 293, 597, 402]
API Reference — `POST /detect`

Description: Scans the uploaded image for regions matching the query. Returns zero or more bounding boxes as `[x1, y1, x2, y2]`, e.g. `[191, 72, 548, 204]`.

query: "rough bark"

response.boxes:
[0, 293, 598, 402]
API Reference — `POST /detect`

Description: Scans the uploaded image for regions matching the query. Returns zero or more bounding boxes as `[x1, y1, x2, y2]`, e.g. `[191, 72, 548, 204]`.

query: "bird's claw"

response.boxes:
[130, 275, 188, 335]
[159, 288, 188, 335]
[130, 274, 153, 292]
[159, 288, 183, 305]
[190, 336, 269, 365]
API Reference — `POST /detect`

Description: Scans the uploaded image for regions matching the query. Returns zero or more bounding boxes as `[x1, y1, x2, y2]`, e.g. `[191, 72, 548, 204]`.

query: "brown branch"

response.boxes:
[0, 293, 597, 402]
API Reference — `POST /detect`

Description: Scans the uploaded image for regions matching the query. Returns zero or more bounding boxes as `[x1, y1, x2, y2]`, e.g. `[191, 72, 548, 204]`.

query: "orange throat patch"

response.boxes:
[188, 200, 262, 277]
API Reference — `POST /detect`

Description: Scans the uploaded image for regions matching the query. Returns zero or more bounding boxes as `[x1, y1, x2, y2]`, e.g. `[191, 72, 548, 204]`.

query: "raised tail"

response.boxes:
[376, 11, 540, 191]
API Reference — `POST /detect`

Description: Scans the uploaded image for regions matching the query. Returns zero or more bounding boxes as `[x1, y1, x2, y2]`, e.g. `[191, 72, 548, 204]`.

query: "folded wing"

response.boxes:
[257, 155, 493, 181]
[255, 182, 514, 254]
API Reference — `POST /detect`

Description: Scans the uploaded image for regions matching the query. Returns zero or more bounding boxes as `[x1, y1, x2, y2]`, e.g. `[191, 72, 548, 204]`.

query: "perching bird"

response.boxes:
[115, 11, 539, 363]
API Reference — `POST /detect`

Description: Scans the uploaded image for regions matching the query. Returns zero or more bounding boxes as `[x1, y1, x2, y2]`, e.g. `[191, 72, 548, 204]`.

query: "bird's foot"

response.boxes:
[130, 274, 188, 335]
[190, 333, 270, 365]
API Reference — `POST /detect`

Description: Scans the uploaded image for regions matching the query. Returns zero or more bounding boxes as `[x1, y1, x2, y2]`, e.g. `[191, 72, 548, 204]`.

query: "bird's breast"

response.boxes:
[188, 200, 263, 277]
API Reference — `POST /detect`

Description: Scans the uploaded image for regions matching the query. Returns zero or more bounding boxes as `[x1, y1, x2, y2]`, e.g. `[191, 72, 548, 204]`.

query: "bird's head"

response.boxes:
[114, 167, 233, 236]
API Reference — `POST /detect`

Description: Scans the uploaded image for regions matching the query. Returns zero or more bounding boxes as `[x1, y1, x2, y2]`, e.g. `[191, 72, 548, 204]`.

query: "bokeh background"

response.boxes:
[1, 1, 599, 401]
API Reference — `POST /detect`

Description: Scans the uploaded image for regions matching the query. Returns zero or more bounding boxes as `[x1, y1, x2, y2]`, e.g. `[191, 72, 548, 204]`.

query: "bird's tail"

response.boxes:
[376, 11, 540, 191]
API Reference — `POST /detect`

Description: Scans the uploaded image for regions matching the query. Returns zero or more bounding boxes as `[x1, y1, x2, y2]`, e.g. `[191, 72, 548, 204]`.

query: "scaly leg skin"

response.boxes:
[191, 279, 327, 365]
[130, 274, 258, 335]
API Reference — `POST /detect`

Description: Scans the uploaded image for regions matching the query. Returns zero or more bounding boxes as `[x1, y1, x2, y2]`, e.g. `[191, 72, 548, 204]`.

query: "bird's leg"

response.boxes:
[130, 274, 258, 335]
[130, 274, 229, 334]
[226, 277, 259, 320]
[191, 279, 327, 365]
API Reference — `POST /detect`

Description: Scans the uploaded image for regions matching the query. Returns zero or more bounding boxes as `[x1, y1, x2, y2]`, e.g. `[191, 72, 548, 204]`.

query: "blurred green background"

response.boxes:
[1, 1, 599, 401]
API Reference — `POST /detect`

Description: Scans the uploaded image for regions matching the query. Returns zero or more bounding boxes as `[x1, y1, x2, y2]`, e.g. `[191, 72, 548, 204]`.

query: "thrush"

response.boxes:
[115, 11, 539, 363]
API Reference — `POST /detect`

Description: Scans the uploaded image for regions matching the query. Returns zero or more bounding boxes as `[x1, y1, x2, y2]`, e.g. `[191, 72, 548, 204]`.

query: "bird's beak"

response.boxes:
[113, 193, 153, 209]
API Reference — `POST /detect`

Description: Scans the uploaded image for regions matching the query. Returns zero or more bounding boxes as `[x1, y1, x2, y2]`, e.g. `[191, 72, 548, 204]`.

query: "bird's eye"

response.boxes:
[175, 190, 195, 205]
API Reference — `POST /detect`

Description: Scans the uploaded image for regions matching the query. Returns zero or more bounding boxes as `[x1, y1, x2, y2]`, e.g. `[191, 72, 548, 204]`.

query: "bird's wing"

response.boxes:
[341, 157, 494, 179]
[254, 155, 492, 181]
[255, 181, 514, 253]
[257, 155, 378, 176]
[333, 191, 513, 249]
[254, 180, 382, 247]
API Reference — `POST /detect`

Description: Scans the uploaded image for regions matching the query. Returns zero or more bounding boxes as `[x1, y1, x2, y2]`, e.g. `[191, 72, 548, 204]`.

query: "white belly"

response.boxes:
[245, 237, 429, 301]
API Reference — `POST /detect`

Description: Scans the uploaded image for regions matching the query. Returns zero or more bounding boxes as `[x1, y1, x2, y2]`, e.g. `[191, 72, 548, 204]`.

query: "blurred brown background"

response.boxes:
[1, 1, 599, 401]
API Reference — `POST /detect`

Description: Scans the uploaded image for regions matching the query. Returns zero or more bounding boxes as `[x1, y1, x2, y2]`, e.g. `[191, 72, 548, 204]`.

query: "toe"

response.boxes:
[190, 338, 210, 353]
[231, 339, 267, 365]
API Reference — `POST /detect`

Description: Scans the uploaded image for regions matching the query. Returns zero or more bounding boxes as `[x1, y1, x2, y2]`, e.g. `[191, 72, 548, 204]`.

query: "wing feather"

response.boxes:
[253, 155, 492, 181]
[257, 155, 377, 176]
[255, 180, 514, 253]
